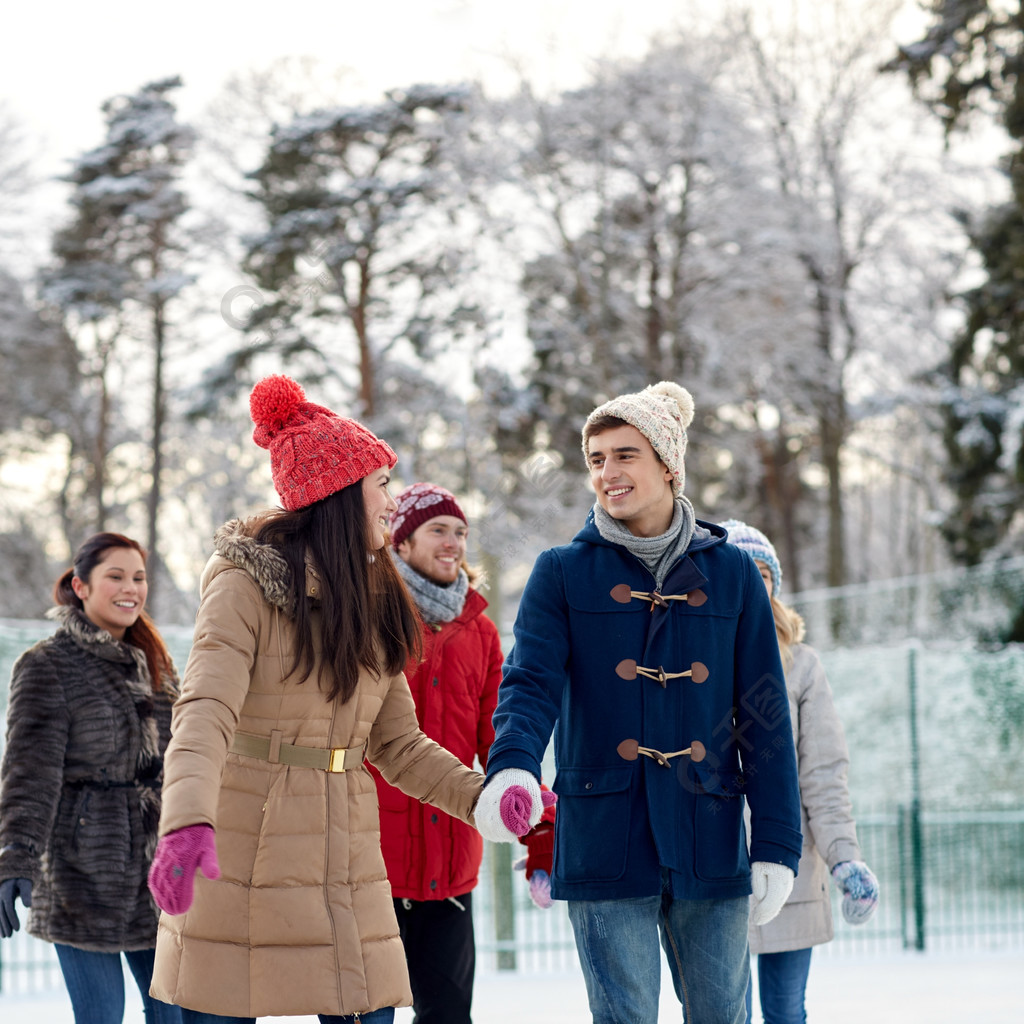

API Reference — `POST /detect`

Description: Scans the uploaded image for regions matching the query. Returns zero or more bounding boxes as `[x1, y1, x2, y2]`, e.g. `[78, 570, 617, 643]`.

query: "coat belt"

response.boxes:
[230, 730, 366, 772]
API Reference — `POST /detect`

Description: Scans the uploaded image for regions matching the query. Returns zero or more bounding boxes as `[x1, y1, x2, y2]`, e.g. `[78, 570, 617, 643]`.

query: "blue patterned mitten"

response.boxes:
[831, 860, 879, 924]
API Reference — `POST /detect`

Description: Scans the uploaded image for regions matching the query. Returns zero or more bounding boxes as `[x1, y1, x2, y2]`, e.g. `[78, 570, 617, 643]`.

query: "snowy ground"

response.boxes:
[1, 946, 1020, 1023]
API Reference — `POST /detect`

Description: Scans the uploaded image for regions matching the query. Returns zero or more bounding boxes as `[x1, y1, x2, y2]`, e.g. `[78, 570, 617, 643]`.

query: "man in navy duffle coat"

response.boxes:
[475, 382, 803, 1024]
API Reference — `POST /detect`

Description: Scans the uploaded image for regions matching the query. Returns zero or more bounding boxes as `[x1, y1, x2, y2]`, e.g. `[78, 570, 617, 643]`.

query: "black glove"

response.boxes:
[0, 878, 32, 939]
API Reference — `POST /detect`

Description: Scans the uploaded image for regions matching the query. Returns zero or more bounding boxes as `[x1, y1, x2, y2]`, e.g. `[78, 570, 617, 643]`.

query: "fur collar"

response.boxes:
[214, 517, 296, 616]
[49, 605, 140, 665]
[47, 605, 178, 698]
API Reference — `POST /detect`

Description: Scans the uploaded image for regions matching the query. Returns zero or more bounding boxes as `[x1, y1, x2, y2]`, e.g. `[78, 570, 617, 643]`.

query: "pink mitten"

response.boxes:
[500, 781, 557, 835]
[500, 786, 534, 836]
[475, 769, 543, 842]
[147, 824, 220, 915]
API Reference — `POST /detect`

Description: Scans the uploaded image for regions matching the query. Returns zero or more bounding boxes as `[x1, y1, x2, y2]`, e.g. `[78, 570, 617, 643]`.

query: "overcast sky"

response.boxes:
[0, 0, 722, 170]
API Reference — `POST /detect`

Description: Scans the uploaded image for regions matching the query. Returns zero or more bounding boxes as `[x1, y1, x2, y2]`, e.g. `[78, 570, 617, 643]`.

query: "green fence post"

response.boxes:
[898, 803, 909, 948]
[479, 548, 516, 970]
[907, 645, 926, 950]
[909, 798, 926, 951]
[490, 841, 517, 970]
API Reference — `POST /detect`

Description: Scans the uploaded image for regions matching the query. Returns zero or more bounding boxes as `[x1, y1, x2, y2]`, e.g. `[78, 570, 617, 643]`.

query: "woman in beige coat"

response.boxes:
[722, 521, 879, 1024]
[147, 375, 483, 1024]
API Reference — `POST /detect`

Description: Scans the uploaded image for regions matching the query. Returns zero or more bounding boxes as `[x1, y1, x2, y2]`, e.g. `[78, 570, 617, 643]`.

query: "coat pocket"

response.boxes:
[689, 763, 749, 882]
[552, 765, 632, 883]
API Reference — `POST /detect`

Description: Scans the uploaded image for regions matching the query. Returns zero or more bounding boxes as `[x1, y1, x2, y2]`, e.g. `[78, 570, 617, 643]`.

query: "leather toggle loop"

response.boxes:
[616, 738, 706, 767]
[610, 585, 708, 608]
[615, 659, 709, 687]
[617, 739, 640, 760]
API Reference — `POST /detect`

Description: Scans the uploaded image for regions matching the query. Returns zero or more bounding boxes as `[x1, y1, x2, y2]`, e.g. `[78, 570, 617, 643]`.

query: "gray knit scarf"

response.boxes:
[593, 496, 701, 588]
[395, 554, 469, 624]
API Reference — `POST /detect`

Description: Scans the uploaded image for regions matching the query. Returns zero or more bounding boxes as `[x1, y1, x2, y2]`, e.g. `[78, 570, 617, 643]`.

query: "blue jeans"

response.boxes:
[746, 948, 813, 1024]
[568, 878, 749, 1024]
[54, 944, 181, 1024]
[179, 1009, 395, 1024]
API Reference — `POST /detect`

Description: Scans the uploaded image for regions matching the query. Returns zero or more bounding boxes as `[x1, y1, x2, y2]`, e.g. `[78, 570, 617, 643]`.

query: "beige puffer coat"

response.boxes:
[151, 519, 483, 1017]
[748, 643, 863, 954]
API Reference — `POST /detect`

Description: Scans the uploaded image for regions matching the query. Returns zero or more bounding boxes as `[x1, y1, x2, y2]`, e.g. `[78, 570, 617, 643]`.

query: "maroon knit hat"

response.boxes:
[390, 482, 467, 548]
[249, 374, 396, 511]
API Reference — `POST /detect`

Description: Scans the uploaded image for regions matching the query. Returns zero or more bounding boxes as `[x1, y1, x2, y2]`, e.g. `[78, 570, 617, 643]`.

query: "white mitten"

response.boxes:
[474, 768, 542, 843]
[750, 861, 795, 926]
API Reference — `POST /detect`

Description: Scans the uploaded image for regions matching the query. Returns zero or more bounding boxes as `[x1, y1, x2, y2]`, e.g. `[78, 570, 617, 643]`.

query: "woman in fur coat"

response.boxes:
[146, 375, 483, 1024]
[722, 521, 880, 1024]
[0, 532, 181, 1024]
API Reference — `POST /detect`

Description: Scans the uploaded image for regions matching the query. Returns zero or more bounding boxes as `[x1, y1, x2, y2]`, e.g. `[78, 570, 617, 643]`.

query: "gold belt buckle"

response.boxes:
[328, 747, 348, 773]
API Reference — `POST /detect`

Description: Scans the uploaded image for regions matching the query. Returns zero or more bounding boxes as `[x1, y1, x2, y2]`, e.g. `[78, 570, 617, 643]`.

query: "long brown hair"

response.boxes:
[256, 481, 421, 703]
[54, 532, 175, 693]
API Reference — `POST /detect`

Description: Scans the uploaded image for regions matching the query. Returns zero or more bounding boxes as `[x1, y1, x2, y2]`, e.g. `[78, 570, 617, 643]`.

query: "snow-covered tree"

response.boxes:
[888, 0, 1024, 565]
[484, 30, 819, 561]
[0, 104, 39, 269]
[0, 267, 89, 585]
[729, 0, 960, 588]
[232, 83, 486, 438]
[41, 77, 195, 582]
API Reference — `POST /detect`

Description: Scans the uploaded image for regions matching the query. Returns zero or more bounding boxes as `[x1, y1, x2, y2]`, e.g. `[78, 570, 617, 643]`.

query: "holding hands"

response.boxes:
[475, 769, 545, 843]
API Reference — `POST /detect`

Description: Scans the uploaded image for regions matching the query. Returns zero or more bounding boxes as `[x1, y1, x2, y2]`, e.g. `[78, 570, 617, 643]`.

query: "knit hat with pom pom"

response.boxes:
[583, 381, 695, 495]
[720, 519, 783, 594]
[249, 374, 396, 510]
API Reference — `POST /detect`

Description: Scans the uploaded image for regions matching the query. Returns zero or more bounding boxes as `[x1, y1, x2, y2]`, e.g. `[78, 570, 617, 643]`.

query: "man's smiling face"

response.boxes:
[587, 423, 675, 538]
[397, 515, 468, 585]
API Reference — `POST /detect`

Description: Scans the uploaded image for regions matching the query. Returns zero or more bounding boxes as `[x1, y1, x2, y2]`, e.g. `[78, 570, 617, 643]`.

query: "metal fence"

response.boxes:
[2, 803, 1022, 992]
[2, 607, 1023, 992]
[468, 806, 1024, 973]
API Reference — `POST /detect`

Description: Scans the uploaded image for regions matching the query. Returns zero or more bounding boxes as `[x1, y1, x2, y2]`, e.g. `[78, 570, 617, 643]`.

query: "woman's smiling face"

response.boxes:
[71, 546, 148, 640]
[362, 466, 398, 550]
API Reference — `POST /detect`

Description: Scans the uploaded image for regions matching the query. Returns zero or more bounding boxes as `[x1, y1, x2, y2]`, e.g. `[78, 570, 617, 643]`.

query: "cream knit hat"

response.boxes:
[582, 381, 695, 495]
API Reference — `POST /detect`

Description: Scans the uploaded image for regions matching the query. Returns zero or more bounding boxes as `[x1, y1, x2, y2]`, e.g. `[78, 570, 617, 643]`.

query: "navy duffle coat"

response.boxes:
[486, 517, 803, 901]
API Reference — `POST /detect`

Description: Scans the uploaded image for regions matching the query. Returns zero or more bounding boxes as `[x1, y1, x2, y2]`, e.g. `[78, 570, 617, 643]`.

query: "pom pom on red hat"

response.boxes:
[250, 375, 307, 448]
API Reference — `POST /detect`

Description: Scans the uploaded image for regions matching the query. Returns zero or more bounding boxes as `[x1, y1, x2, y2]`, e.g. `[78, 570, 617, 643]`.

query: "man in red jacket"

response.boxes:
[372, 482, 504, 1024]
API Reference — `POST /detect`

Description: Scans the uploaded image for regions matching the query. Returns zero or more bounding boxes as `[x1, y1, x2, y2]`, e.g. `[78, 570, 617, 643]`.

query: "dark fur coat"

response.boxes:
[0, 608, 178, 951]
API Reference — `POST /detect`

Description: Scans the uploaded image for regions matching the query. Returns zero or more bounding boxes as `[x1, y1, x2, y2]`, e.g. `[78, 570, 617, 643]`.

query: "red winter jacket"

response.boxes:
[371, 587, 503, 900]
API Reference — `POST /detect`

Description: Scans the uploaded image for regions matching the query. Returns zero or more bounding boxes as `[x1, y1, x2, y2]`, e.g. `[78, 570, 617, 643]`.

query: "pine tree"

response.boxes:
[42, 77, 195, 584]
[888, 2, 1024, 563]
[231, 83, 484, 436]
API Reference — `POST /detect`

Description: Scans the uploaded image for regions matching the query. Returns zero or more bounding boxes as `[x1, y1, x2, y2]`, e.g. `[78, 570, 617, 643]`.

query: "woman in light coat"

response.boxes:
[722, 521, 880, 1024]
[147, 376, 483, 1024]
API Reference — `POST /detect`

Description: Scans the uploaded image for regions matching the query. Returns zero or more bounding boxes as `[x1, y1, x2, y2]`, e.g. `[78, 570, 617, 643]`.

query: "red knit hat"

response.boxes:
[390, 482, 467, 548]
[249, 374, 396, 511]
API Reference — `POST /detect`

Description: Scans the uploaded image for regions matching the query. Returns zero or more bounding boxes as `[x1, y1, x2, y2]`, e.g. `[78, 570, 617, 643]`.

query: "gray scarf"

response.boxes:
[593, 496, 701, 588]
[395, 554, 469, 624]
